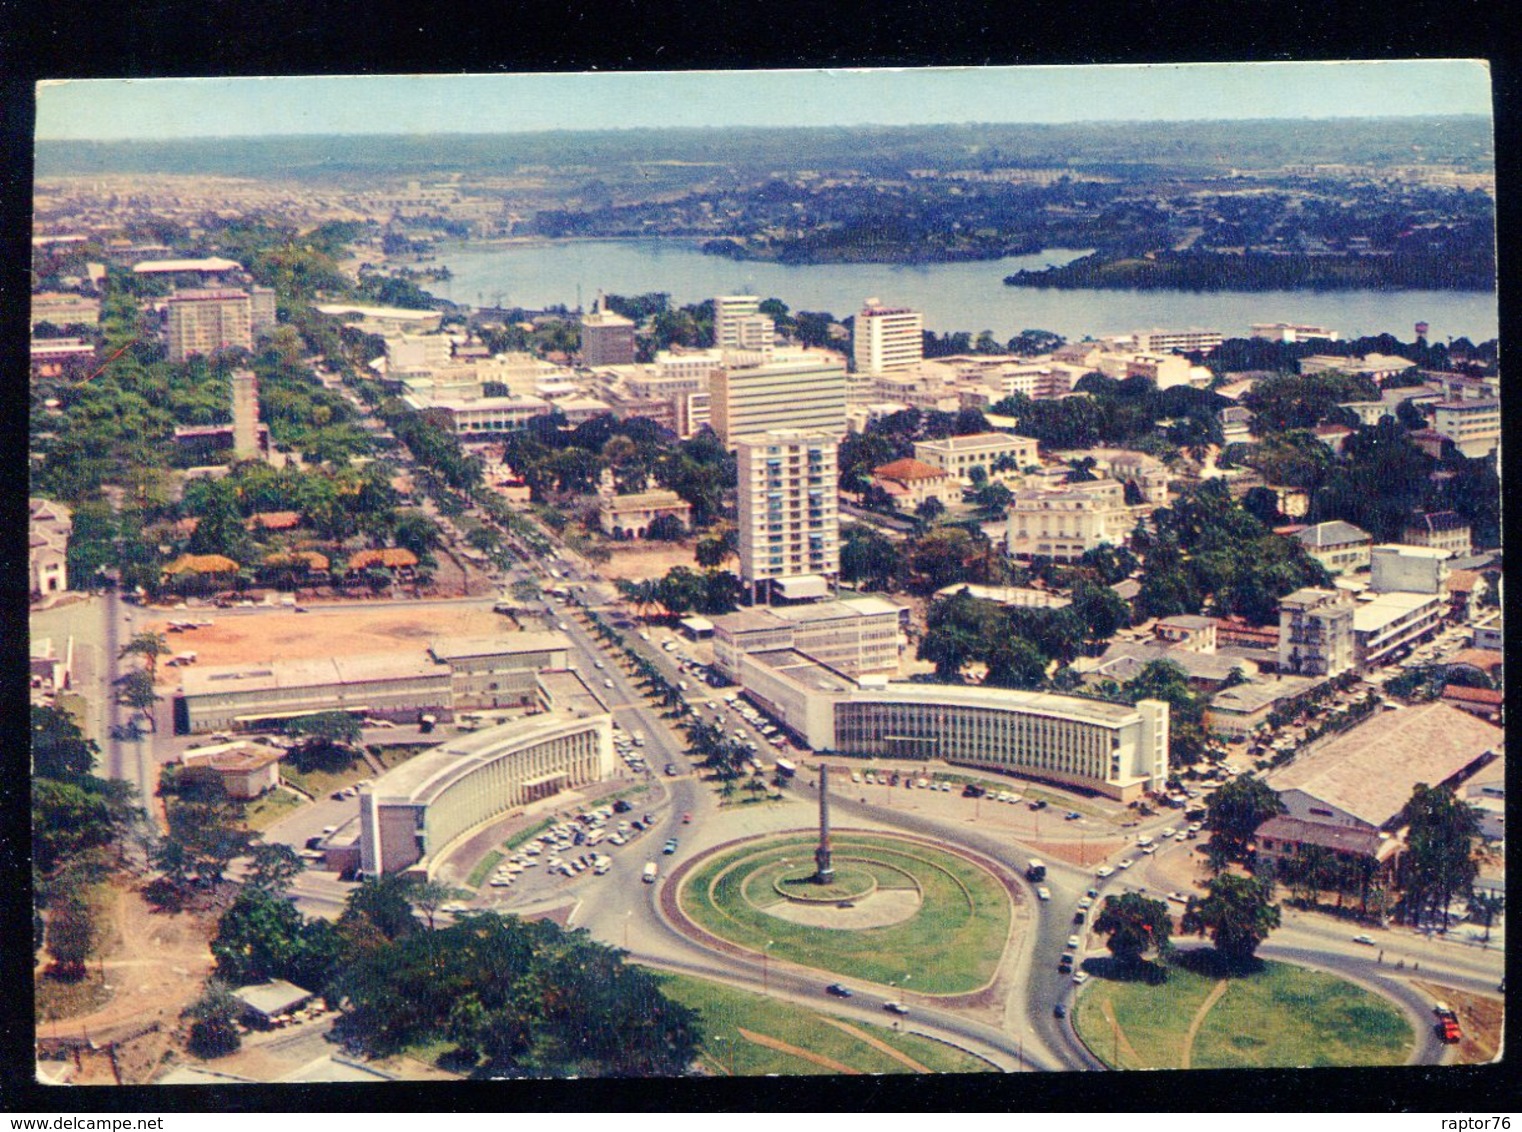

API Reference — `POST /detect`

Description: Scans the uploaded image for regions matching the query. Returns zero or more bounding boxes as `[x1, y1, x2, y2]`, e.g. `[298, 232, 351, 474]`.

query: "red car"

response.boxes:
[682, 812, 693, 824]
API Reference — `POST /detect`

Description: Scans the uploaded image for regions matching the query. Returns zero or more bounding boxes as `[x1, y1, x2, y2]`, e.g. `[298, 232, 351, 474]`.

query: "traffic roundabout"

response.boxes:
[670, 830, 1019, 995]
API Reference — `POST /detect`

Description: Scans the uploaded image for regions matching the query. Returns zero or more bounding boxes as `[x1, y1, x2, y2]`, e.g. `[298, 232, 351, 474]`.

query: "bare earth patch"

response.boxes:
[1413, 979, 1505, 1064]
[595, 540, 703, 583]
[764, 887, 922, 930]
[149, 603, 511, 675]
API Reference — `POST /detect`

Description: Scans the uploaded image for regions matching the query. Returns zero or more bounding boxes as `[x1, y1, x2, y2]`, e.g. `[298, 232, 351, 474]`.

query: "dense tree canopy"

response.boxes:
[1180, 873, 1282, 966]
[1203, 774, 1287, 870]
[328, 912, 700, 1076]
[1400, 784, 1482, 930]
[1094, 892, 1173, 967]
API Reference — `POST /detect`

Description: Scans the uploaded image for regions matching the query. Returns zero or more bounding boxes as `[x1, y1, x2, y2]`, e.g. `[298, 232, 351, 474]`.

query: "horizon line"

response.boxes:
[35, 111, 1496, 145]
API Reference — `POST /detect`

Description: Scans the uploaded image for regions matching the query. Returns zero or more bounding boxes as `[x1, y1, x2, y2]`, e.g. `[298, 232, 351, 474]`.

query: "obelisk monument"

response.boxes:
[814, 763, 835, 884]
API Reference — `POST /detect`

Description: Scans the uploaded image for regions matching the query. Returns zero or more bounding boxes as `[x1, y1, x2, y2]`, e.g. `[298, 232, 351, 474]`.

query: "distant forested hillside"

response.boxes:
[35, 116, 1494, 181]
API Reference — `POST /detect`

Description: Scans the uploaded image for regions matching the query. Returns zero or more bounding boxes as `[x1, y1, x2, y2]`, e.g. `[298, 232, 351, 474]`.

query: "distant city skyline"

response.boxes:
[36, 62, 1492, 141]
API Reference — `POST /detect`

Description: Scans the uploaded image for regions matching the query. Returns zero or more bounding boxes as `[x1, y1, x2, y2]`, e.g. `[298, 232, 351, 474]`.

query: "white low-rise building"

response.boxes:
[359, 712, 613, 877]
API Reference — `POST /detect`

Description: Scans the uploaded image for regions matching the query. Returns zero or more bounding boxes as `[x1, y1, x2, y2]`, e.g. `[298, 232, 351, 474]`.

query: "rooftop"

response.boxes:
[852, 682, 1144, 726]
[1256, 815, 1395, 860]
[365, 711, 608, 805]
[1296, 521, 1372, 548]
[873, 457, 949, 482]
[751, 649, 860, 694]
[1209, 674, 1321, 715]
[1352, 590, 1441, 632]
[180, 652, 445, 698]
[1267, 702, 1501, 828]
[133, 256, 243, 274]
[428, 632, 569, 661]
[233, 979, 313, 1017]
[916, 431, 1037, 451]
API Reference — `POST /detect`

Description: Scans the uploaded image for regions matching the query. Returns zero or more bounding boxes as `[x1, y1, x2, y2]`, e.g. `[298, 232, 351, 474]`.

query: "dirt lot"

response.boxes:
[596, 540, 703, 583]
[148, 602, 510, 677]
[37, 878, 216, 1084]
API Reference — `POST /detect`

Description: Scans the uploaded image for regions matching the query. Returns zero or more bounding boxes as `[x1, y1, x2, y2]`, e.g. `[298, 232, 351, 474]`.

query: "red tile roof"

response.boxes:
[873, 458, 949, 483]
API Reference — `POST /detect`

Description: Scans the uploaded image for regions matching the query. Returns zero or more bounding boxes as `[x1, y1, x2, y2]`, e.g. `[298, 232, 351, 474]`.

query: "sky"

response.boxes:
[35, 61, 1492, 141]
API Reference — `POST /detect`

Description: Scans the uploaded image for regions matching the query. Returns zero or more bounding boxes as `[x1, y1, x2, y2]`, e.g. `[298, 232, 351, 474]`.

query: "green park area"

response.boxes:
[657, 972, 993, 1076]
[679, 833, 1011, 995]
[1073, 956, 1414, 1070]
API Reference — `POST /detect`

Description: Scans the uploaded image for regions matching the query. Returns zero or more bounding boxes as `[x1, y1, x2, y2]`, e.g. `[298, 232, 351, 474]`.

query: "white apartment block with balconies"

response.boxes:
[1277, 587, 1356, 678]
[735, 430, 840, 602]
[166, 288, 252, 362]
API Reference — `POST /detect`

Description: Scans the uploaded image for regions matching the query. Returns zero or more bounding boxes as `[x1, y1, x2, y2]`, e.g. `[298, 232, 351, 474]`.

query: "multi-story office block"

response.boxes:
[710, 352, 848, 442]
[834, 686, 1170, 802]
[166, 288, 252, 362]
[853, 301, 923, 374]
[1278, 587, 1356, 678]
[1431, 399, 1501, 459]
[714, 294, 762, 351]
[735, 430, 840, 603]
[581, 297, 637, 367]
[360, 713, 613, 876]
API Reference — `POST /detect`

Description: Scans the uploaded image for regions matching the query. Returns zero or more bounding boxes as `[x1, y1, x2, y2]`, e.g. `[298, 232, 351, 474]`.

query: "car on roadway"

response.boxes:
[1036, 886, 1051, 901]
[1117, 858, 1135, 870]
[663, 838, 679, 854]
[883, 1002, 909, 1015]
[1352, 933, 1376, 945]
[1077, 896, 1093, 910]
[1065, 811, 1082, 821]
[682, 811, 693, 824]
[664, 763, 678, 776]
[1053, 1003, 1067, 1019]
[1072, 971, 1090, 985]
[825, 983, 853, 998]
[1095, 866, 1115, 878]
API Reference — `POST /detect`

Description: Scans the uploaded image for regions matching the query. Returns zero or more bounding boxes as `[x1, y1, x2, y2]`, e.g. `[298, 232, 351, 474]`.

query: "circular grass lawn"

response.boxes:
[679, 833, 1013, 995]
[1072, 954, 1415, 1070]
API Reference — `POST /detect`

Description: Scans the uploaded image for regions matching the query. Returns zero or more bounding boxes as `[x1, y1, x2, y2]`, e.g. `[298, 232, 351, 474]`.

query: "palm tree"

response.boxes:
[1468, 890, 1505, 943]
[120, 630, 170, 677]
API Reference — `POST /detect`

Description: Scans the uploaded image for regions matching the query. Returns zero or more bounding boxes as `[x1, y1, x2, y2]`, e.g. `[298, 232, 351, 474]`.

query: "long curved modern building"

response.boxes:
[359, 712, 613, 877]
[732, 647, 1169, 801]
[834, 684, 1169, 801]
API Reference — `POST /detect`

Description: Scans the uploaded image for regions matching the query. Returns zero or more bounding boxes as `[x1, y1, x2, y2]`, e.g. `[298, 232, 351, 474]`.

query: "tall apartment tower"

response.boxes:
[853, 300, 924, 374]
[248, 286, 278, 337]
[714, 294, 763, 351]
[1277, 587, 1356, 677]
[166, 288, 253, 363]
[709, 352, 848, 443]
[580, 294, 637, 367]
[230, 369, 261, 459]
[735, 430, 840, 604]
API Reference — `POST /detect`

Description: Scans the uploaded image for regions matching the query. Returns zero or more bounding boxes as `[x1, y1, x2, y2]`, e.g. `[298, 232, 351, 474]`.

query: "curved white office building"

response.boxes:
[834, 685, 1169, 801]
[359, 713, 614, 876]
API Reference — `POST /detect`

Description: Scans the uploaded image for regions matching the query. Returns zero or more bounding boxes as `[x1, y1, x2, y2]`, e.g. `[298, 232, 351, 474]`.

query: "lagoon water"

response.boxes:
[430, 239, 1498, 344]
